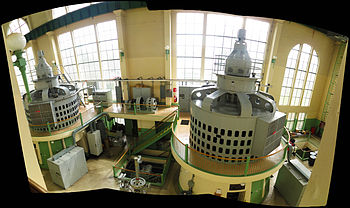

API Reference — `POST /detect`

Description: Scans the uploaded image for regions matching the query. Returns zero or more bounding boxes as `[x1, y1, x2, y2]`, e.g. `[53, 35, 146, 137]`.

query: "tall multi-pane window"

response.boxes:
[279, 43, 319, 106]
[72, 25, 100, 80]
[279, 45, 300, 105]
[176, 13, 204, 83]
[57, 32, 78, 80]
[204, 14, 243, 80]
[23, 48, 37, 91]
[286, 112, 296, 131]
[176, 12, 270, 85]
[296, 112, 306, 130]
[244, 19, 270, 78]
[96, 20, 120, 79]
[57, 20, 121, 100]
[52, 2, 99, 19]
[301, 50, 318, 106]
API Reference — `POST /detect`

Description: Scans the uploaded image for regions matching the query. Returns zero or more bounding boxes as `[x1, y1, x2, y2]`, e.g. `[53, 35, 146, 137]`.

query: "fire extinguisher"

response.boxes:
[173, 87, 177, 102]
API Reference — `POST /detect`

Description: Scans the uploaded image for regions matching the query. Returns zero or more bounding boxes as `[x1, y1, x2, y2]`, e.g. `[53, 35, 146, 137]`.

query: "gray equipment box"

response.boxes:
[274, 160, 309, 206]
[179, 86, 197, 112]
[251, 111, 286, 157]
[87, 130, 103, 156]
[47, 146, 88, 189]
[132, 87, 151, 99]
[92, 89, 112, 107]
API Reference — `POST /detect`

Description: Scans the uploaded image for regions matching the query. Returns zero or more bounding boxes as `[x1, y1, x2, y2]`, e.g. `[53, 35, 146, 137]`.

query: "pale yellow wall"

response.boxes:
[35, 34, 56, 66]
[267, 21, 337, 119]
[299, 41, 347, 207]
[124, 8, 165, 79]
[26, 10, 52, 30]
[2, 25, 47, 191]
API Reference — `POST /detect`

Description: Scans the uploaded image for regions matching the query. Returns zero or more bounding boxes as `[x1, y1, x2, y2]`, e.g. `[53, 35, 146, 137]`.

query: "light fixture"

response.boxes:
[6, 32, 26, 52]
[6, 33, 32, 102]
[165, 45, 170, 60]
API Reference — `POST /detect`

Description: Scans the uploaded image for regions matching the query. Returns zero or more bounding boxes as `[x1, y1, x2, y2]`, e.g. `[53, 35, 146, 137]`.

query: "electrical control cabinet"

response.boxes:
[251, 111, 286, 157]
[132, 87, 151, 99]
[47, 146, 88, 189]
[179, 86, 197, 112]
[87, 130, 103, 156]
[92, 89, 112, 107]
[275, 161, 309, 206]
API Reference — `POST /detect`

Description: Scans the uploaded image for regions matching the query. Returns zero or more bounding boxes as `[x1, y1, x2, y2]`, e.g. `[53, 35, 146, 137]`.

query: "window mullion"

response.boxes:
[299, 46, 314, 106]
[93, 24, 103, 80]
[288, 44, 303, 106]
[200, 12, 207, 80]
[69, 31, 80, 81]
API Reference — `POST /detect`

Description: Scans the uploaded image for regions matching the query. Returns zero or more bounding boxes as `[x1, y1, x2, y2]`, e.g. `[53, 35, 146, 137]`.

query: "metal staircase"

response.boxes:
[131, 110, 177, 154]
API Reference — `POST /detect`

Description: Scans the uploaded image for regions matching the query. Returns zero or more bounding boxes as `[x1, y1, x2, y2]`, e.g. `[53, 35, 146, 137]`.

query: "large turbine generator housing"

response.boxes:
[189, 29, 285, 162]
[23, 50, 81, 132]
[174, 29, 287, 201]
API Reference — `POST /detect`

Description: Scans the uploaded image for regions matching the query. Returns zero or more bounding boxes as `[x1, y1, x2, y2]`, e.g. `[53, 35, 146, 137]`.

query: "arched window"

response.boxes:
[7, 18, 30, 35]
[279, 43, 319, 106]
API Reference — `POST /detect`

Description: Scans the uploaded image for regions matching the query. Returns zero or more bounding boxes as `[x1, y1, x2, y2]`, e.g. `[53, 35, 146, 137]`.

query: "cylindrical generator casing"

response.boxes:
[174, 28, 287, 202]
[23, 50, 81, 132]
[188, 76, 286, 162]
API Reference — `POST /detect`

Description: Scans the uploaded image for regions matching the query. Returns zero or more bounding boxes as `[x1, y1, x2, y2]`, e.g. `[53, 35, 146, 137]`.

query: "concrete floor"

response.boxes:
[41, 135, 320, 205]
[42, 145, 181, 195]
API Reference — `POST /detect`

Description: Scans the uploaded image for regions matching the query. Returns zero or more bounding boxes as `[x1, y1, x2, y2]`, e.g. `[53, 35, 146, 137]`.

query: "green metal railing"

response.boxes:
[112, 150, 172, 187]
[130, 109, 177, 154]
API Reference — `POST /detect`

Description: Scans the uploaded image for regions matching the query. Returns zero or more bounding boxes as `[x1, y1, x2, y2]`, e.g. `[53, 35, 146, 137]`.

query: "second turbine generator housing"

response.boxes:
[189, 29, 286, 162]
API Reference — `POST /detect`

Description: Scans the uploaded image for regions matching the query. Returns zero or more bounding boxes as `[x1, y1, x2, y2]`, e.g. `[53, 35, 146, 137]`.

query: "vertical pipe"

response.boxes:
[46, 122, 51, 136]
[134, 156, 140, 180]
[185, 144, 188, 163]
[244, 157, 251, 176]
[112, 165, 116, 178]
[13, 50, 32, 103]
[80, 112, 83, 125]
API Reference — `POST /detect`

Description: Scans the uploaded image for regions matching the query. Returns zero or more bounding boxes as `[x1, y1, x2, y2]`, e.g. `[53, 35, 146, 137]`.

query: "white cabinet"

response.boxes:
[87, 130, 103, 156]
[47, 146, 88, 189]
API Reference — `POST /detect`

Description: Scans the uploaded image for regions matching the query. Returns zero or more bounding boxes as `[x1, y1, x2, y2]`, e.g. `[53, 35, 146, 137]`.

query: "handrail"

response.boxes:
[114, 147, 129, 167]
[28, 102, 176, 128]
[131, 111, 176, 152]
[136, 109, 177, 140]
[113, 166, 162, 177]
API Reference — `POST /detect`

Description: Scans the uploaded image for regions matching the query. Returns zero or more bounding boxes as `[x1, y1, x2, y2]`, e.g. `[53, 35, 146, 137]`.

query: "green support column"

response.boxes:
[80, 113, 83, 125]
[185, 144, 188, 163]
[13, 50, 31, 103]
[47, 122, 51, 136]
[244, 157, 251, 176]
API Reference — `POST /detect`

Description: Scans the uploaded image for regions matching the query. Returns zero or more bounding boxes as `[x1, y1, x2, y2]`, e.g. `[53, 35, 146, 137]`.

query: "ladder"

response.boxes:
[320, 41, 346, 122]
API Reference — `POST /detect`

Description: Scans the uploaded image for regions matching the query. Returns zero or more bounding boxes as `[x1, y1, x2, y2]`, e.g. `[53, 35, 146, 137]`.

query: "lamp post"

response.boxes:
[7, 33, 31, 103]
